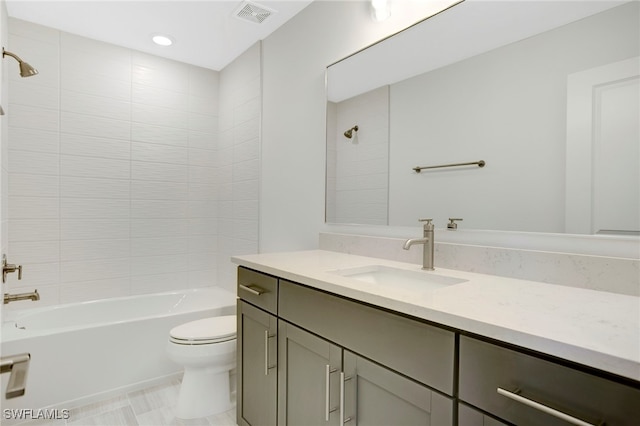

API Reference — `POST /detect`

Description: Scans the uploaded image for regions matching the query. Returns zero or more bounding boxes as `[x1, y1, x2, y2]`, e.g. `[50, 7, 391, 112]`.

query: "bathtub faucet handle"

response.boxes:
[0, 353, 31, 399]
[2, 254, 23, 283]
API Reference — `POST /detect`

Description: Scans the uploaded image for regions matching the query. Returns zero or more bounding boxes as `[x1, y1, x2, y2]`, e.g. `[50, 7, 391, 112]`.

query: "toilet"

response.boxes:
[166, 315, 236, 419]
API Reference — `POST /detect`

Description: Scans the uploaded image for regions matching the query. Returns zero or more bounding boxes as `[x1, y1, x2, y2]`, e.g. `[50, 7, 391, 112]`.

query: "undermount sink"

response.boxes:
[329, 265, 467, 291]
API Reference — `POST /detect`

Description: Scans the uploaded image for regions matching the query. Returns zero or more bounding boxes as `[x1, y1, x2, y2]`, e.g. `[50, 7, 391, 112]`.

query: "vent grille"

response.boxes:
[234, 1, 275, 24]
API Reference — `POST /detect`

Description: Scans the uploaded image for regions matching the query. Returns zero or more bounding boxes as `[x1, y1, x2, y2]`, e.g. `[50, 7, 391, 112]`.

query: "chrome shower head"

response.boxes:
[3, 48, 38, 77]
[344, 125, 359, 139]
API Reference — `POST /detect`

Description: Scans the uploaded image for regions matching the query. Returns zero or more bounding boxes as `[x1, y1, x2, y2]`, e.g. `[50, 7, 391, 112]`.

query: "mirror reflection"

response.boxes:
[326, 1, 639, 235]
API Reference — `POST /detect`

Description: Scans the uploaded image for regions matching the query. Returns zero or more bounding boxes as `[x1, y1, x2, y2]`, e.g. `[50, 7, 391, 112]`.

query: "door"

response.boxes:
[278, 321, 342, 426]
[566, 56, 640, 234]
[237, 300, 278, 426]
[342, 351, 453, 426]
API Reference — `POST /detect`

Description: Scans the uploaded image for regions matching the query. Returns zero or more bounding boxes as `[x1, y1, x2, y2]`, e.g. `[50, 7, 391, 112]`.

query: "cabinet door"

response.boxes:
[278, 321, 342, 426]
[237, 300, 278, 426]
[342, 351, 454, 426]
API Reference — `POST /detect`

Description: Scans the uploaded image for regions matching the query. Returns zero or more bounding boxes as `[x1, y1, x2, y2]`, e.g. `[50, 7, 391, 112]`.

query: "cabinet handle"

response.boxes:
[497, 388, 599, 426]
[340, 372, 353, 424]
[325, 365, 338, 421]
[239, 284, 264, 296]
[264, 330, 276, 376]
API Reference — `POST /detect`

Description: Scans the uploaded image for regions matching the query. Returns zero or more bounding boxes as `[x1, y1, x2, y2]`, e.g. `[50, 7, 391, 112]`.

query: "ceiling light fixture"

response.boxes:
[152, 34, 174, 46]
[371, 0, 391, 22]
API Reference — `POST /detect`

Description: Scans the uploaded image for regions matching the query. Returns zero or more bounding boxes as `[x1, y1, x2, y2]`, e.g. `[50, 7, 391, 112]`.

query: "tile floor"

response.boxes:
[16, 378, 236, 426]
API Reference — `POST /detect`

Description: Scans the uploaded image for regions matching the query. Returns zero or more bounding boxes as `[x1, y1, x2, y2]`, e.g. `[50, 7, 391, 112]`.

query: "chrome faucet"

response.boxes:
[403, 218, 435, 270]
[4, 290, 40, 304]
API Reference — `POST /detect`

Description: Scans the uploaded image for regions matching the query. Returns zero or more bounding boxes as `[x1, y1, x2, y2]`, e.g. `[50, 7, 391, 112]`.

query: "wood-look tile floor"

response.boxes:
[16, 378, 236, 426]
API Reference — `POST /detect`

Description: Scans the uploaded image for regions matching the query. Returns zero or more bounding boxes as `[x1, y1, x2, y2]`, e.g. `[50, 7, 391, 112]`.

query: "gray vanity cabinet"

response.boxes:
[277, 321, 452, 426]
[459, 335, 640, 426]
[237, 300, 278, 426]
[277, 321, 342, 426]
[457, 403, 508, 426]
[237, 267, 279, 426]
[278, 279, 455, 425]
[342, 350, 453, 425]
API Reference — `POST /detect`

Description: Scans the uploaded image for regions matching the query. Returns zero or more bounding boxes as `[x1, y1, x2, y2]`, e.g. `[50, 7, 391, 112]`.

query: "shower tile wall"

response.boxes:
[4, 18, 259, 307]
[217, 43, 261, 289]
[1, 3, 8, 321]
[326, 85, 389, 225]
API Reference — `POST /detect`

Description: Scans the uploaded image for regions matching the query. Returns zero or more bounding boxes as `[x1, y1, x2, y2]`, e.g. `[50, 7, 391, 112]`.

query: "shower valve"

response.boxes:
[2, 254, 23, 283]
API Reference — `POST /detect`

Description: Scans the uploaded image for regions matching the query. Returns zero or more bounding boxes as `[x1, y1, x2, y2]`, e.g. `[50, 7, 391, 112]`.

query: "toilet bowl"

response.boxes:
[166, 315, 236, 419]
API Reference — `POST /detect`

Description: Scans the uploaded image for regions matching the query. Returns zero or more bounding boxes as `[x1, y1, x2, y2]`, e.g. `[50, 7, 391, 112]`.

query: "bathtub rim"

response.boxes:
[1, 286, 236, 342]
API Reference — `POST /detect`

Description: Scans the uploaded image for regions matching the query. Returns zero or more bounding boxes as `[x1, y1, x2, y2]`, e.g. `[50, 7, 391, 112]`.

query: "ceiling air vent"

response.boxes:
[233, 1, 276, 24]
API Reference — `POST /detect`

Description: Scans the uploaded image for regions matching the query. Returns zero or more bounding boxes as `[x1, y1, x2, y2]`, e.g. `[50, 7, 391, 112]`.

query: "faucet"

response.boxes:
[403, 218, 435, 270]
[4, 290, 39, 304]
[2, 254, 38, 304]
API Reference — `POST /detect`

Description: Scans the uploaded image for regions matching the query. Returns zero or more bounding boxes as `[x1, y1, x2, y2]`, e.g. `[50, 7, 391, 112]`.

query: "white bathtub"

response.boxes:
[0, 287, 236, 419]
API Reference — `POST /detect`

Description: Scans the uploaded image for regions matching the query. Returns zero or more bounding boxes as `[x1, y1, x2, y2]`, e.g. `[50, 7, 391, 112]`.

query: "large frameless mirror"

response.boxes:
[326, 0, 639, 236]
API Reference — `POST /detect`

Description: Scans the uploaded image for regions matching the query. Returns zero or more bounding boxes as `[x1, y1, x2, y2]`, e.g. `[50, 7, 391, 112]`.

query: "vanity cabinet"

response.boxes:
[237, 268, 279, 426]
[277, 321, 342, 425]
[458, 403, 508, 426]
[237, 265, 640, 426]
[277, 278, 455, 425]
[459, 335, 640, 426]
[277, 321, 453, 426]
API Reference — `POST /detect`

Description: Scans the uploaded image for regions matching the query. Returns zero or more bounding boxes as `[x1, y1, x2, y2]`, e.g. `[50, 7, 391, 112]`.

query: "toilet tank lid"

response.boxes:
[169, 315, 236, 341]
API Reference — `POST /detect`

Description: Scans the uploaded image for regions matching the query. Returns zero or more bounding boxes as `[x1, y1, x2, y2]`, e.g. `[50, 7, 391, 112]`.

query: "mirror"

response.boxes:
[326, 0, 639, 235]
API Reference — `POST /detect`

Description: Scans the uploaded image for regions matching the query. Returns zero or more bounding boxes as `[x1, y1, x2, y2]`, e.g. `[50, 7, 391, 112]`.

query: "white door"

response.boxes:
[566, 57, 640, 235]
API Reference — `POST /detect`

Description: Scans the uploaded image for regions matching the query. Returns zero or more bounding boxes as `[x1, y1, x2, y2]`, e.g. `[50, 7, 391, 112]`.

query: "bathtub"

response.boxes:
[0, 287, 236, 419]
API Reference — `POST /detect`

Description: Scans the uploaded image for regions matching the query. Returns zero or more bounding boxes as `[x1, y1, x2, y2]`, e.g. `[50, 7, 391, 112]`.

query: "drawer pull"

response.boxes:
[239, 284, 265, 296]
[497, 387, 599, 426]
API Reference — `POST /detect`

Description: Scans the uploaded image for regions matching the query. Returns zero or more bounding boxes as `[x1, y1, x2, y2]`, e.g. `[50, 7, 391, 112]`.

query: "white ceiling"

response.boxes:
[5, 0, 315, 71]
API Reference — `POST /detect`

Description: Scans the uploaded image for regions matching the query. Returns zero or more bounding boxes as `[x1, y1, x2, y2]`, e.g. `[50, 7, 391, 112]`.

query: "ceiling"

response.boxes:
[5, 0, 315, 71]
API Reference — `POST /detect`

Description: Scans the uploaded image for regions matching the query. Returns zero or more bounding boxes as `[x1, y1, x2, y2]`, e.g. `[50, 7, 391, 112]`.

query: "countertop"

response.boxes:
[232, 250, 640, 382]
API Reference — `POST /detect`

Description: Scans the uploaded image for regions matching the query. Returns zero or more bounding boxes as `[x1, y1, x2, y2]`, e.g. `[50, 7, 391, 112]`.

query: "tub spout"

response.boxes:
[3, 289, 39, 304]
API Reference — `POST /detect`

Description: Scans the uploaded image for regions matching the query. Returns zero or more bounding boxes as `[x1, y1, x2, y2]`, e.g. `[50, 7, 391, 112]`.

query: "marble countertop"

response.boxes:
[232, 249, 640, 382]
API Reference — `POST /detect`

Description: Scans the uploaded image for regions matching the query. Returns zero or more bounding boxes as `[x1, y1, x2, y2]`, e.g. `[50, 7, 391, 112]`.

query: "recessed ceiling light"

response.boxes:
[152, 34, 174, 46]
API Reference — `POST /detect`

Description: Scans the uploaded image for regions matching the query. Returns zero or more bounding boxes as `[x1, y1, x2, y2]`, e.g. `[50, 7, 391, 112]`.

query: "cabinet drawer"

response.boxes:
[458, 403, 508, 426]
[237, 267, 278, 315]
[279, 280, 455, 395]
[459, 336, 640, 426]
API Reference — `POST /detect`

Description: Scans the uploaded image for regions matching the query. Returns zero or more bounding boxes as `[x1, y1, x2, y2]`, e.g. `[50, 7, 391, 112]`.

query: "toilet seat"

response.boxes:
[169, 315, 236, 345]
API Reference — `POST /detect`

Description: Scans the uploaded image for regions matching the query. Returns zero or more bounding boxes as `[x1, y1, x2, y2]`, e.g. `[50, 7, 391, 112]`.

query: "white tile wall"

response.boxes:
[4, 19, 261, 307]
[0, 0, 5, 315]
[327, 85, 389, 225]
[217, 43, 261, 290]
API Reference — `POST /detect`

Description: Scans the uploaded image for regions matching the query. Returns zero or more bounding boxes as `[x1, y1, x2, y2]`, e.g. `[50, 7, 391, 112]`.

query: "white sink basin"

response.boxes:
[329, 265, 467, 291]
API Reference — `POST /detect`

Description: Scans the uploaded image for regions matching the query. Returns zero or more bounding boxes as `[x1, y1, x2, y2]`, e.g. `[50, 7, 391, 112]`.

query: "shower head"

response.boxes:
[2, 48, 38, 77]
[344, 125, 359, 139]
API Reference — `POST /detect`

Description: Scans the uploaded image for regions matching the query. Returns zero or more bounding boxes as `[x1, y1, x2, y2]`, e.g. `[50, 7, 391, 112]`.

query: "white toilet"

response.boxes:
[166, 315, 236, 419]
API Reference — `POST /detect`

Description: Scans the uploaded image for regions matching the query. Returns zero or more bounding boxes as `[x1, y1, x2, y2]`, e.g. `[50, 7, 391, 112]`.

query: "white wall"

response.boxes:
[261, 0, 442, 252]
[4, 18, 236, 309]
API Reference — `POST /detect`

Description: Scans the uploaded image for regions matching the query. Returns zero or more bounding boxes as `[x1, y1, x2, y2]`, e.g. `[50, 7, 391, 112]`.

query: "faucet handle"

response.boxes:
[447, 218, 463, 230]
[418, 218, 434, 230]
